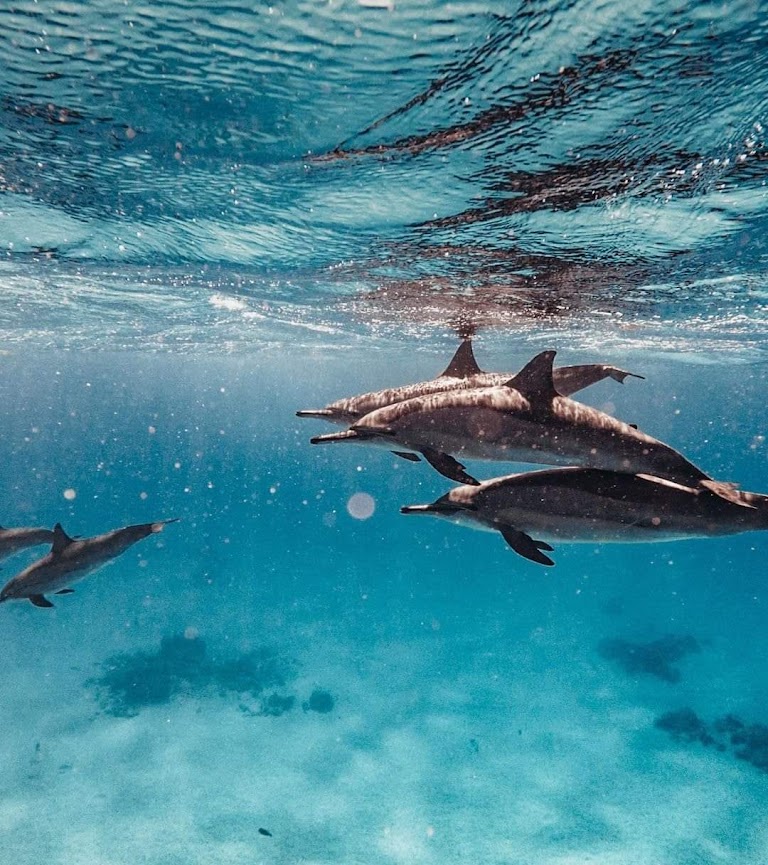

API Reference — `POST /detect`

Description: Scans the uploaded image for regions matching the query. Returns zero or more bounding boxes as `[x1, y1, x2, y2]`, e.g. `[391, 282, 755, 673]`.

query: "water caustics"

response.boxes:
[1, 0, 768, 353]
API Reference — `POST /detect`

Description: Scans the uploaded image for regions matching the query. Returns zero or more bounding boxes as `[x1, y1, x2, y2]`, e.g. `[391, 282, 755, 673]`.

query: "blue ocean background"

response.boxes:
[2, 1, 768, 862]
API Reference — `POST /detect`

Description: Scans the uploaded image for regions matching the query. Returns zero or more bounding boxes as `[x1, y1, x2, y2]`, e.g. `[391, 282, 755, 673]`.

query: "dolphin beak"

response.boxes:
[310, 429, 361, 445]
[401, 502, 476, 515]
[296, 409, 335, 418]
[351, 424, 395, 438]
[400, 504, 435, 515]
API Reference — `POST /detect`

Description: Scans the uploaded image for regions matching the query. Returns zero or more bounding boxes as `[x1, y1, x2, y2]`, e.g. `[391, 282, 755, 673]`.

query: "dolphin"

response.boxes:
[401, 468, 768, 566]
[0, 519, 178, 608]
[297, 339, 642, 428]
[310, 349, 737, 502]
[0, 525, 54, 562]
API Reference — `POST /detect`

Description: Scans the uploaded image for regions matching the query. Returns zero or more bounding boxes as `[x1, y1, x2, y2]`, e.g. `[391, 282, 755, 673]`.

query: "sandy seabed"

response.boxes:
[2, 597, 768, 865]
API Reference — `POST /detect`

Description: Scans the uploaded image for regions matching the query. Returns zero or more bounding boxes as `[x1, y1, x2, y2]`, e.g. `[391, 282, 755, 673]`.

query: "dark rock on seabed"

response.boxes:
[598, 634, 701, 683]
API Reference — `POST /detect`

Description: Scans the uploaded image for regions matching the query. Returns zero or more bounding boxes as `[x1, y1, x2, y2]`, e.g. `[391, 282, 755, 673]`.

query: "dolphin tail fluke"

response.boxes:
[498, 525, 555, 566]
[606, 367, 645, 384]
[699, 480, 757, 509]
[421, 448, 479, 485]
[296, 409, 335, 419]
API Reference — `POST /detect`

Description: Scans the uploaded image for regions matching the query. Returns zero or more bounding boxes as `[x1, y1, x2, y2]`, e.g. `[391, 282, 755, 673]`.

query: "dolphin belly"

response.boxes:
[391, 408, 619, 468]
[9, 561, 102, 599]
[484, 487, 757, 543]
[391, 403, 708, 488]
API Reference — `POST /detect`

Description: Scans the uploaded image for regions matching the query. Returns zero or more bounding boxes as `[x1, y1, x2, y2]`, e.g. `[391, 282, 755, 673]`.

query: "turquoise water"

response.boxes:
[2, 2, 768, 863]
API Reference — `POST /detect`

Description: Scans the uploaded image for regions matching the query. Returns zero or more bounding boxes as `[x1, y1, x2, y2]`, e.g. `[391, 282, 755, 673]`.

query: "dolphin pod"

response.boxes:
[297, 338, 643, 426]
[301, 340, 764, 564]
[0, 519, 178, 608]
[307, 348, 739, 501]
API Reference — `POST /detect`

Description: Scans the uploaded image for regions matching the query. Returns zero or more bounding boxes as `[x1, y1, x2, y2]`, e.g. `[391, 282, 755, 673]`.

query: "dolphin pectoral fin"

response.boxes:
[439, 339, 484, 379]
[55, 589, 75, 595]
[700, 479, 757, 509]
[421, 448, 479, 485]
[29, 594, 54, 608]
[392, 451, 421, 462]
[497, 526, 555, 566]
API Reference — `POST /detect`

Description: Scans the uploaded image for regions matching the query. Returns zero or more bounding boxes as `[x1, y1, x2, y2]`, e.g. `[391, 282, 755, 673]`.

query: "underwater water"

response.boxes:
[2, 1, 768, 863]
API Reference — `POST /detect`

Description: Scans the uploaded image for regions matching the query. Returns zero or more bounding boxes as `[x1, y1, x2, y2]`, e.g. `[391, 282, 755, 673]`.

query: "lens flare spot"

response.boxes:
[347, 492, 375, 520]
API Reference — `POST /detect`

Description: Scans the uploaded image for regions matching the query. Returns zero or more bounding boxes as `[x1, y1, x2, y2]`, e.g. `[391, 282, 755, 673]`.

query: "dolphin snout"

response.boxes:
[310, 430, 361, 445]
[401, 502, 476, 515]
[296, 409, 335, 418]
[400, 504, 434, 515]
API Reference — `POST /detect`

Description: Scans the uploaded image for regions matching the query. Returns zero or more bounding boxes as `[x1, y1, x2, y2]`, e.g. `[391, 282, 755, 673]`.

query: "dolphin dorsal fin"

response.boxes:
[51, 522, 75, 555]
[504, 350, 559, 402]
[439, 340, 484, 379]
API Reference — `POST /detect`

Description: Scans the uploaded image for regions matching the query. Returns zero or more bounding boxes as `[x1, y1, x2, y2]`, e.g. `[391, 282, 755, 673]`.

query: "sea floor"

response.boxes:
[2, 575, 768, 865]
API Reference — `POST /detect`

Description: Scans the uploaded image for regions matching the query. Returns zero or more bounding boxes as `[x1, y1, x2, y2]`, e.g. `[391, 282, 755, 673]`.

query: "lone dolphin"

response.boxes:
[0, 519, 178, 608]
[297, 339, 642, 427]
[311, 349, 736, 501]
[0, 525, 54, 562]
[401, 468, 768, 566]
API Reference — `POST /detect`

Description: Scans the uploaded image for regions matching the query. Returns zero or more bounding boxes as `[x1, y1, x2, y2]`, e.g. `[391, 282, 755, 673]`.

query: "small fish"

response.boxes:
[0, 519, 178, 608]
[258, 828, 273, 837]
[401, 468, 768, 566]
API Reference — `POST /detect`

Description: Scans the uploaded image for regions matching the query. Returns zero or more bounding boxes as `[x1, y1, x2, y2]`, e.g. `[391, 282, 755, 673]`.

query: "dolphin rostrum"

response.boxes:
[401, 468, 768, 566]
[0, 519, 178, 608]
[0, 525, 55, 563]
[310, 349, 737, 502]
[297, 339, 642, 427]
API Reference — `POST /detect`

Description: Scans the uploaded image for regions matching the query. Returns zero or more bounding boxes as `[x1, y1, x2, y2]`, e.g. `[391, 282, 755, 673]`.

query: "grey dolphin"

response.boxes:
[0, 519, 178, 608]
[311, 349, 736, 501]
[0, 525, 54, 562]
[297, 339, 642, 427]
[401, 468, 768, 566]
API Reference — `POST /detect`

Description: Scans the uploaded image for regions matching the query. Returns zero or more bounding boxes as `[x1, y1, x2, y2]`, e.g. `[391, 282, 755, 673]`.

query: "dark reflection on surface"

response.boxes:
[0, 2, 767, 346]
